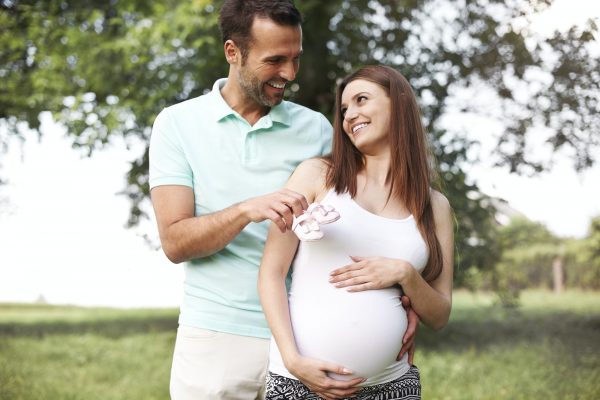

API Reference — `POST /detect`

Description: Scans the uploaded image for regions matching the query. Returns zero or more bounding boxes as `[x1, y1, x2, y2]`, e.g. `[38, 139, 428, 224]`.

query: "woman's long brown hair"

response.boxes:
[325, 65, 443, 282]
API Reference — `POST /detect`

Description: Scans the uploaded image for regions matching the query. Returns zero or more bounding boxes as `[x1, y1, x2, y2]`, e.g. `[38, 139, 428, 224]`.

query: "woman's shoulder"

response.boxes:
[295, 157, 330, 176]
[286, 157, 330, 202]
[429, 189, 453, 226]
[430, 189, 450, 209]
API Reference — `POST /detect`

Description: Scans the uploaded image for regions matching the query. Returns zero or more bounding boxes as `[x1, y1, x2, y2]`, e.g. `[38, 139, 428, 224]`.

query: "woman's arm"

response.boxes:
[401, 190, 454, 329]
[258, 159, 364, 399]
[329, 190, 454, 330]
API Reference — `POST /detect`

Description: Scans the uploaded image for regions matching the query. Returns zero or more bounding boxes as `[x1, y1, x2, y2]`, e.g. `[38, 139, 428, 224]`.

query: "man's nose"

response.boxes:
[280, 60, 298, 82]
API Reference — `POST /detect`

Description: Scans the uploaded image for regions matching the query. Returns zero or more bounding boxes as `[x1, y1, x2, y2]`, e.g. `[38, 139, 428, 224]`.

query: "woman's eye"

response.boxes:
[341, 108, 347, 116]
[357, 95, 367, 103]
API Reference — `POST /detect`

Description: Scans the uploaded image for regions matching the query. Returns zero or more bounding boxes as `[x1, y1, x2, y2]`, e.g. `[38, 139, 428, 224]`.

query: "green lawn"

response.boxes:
[0, 290, 599, 399]
[419, 290, 600, 400]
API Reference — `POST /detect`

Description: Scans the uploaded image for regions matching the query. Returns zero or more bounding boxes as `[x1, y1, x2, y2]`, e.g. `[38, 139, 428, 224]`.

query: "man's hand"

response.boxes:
[239, 188, 309, 233]
[398, 295, 419, 365]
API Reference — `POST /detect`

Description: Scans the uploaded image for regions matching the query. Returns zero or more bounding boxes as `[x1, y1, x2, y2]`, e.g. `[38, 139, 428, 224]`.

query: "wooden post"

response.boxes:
[552, 256, 564, 293]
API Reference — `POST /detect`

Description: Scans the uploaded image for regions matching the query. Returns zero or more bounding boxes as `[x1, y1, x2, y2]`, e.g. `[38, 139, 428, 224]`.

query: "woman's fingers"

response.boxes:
[331, 274, 370, 287]
[330, 261, 364, 277]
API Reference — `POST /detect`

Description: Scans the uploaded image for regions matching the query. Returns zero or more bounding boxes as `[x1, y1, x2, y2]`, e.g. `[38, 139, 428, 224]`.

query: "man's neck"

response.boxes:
[220, 78, 270, 126]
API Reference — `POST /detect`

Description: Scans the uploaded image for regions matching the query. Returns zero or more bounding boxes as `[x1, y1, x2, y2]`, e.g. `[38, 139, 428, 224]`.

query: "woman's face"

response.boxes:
[340, 79, 391, 155]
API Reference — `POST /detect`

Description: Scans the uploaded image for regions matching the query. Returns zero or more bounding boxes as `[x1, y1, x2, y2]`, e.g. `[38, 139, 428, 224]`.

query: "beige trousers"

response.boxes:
[170, 325, 270, 400]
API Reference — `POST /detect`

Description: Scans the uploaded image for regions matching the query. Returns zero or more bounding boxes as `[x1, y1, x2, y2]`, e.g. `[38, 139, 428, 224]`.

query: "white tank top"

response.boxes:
[268, 189, 429, 386]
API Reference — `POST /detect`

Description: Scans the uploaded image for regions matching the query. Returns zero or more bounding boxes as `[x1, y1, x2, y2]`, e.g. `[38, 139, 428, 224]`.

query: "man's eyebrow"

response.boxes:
[264, 50, 303, 61]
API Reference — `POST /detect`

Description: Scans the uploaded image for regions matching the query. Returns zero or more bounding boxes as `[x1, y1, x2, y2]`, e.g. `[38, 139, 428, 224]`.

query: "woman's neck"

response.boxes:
[355, 154, 410, 218]
[361, 153, 392, 188]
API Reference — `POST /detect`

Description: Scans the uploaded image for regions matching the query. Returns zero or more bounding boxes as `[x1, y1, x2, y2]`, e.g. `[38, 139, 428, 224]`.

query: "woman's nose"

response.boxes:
[344, 109, 358, 121]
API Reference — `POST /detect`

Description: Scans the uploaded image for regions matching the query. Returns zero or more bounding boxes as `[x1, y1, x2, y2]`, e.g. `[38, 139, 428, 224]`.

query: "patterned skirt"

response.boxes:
[265, 365, 421, 400]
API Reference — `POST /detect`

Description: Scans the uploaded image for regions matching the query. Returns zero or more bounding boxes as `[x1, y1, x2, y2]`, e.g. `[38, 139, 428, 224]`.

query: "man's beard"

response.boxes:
[238, 68, 284, 108]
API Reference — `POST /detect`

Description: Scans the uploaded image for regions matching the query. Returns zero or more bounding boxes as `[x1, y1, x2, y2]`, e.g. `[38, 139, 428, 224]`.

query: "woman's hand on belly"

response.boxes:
[285, 353, 365, 399]
[329, 256, 414, 292]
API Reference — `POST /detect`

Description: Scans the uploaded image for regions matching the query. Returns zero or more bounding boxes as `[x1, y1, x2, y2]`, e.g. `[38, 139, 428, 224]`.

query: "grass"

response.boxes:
[0, 290, 599, 399]
[419, 290, 600, 400]
[0, 305, 177, 400]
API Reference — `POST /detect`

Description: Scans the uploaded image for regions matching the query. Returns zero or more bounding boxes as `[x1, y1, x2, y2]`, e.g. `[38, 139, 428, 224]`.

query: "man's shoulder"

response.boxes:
[164, 92, 213, 115]
[152, 92, 216, 136]
[281, 100, 327, 121]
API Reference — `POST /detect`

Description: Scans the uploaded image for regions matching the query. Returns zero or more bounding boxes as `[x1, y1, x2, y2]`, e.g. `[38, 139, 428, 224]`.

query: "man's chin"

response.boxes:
[261, 95, 284, 108]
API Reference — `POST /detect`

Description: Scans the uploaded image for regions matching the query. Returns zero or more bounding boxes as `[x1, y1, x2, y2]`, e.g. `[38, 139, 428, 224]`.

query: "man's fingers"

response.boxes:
[267, 210, 287, 233]
[273, 203, 294, 230]
[279, 189, 308, 215]
[400, 295, 411, 308]
[403, 316, 417, 343]
[398, 336, 413, 359]
[404, 307, 419, 342]
[408, 341, 415, 365]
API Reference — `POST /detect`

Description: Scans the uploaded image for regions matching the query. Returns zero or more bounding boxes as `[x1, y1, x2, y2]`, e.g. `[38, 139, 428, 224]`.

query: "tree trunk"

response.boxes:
[552, 256, 564, 294]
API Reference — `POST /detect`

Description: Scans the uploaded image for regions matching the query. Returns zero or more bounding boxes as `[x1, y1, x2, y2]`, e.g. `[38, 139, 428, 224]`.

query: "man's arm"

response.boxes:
[151, 185, 309, 263]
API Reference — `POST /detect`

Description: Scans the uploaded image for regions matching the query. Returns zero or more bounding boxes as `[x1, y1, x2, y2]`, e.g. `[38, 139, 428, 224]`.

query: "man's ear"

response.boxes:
[224, 40, 239, 65]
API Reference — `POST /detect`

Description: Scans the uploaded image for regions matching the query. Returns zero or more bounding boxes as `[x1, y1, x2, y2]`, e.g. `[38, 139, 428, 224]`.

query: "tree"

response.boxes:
[1, 0, 598, 280]
[564, 216, 600, 289]
[492, 217, 561, 306]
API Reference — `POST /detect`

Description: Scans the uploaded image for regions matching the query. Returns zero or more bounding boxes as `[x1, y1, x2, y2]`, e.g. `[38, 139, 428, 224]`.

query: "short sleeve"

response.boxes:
[318, 113, 333, 155]
[149, 108, 193, 189]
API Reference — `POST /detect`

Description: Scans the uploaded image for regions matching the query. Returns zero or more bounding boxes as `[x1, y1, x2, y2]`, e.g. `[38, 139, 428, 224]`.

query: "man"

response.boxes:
[149, 1, 416, 399]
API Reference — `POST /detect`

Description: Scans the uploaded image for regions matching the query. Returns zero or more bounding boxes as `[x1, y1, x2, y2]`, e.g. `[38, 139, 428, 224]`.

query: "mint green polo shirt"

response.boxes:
[149, 79, 332, 338]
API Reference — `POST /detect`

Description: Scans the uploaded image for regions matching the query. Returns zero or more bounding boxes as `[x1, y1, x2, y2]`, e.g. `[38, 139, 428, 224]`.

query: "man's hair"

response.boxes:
[219, 0, 302, 62]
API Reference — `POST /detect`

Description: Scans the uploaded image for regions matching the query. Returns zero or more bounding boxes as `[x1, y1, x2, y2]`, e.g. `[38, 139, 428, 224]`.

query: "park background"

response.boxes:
[0, 0, 599, 399]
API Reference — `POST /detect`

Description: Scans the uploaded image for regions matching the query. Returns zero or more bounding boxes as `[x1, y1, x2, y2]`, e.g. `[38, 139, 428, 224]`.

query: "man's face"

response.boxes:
[237, 17, 302, 108]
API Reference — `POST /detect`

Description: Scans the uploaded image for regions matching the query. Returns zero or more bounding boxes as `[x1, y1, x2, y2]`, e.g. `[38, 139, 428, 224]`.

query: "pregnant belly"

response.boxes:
[289, 287, 407, 379]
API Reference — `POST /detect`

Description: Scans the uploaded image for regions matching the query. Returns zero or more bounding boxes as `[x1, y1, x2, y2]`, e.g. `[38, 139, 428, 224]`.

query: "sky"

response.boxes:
[0, 117, 183, 307]
[0, 0, 599, 308]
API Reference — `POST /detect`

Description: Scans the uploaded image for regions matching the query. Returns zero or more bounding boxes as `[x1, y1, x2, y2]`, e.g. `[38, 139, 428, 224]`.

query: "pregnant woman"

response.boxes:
[258, 65, 454, 400]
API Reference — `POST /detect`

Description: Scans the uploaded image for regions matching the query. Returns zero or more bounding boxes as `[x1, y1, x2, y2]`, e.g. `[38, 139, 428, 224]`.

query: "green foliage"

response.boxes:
[440, 160, 499, 285]
[497, 216, 558, 250]
[2, 290, 600, 399]
[485, 216, 600, 305]
[1, 0, 226, 225]
[1, 0, 599, 276]
[492, 217, 561, 306]
[564, 216, 600, 289]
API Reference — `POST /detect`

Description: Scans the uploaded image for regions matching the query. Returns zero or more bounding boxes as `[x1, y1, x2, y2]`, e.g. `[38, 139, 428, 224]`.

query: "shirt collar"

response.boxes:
[211, 78, 236, 122]
[210, 78, 291, 127]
